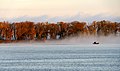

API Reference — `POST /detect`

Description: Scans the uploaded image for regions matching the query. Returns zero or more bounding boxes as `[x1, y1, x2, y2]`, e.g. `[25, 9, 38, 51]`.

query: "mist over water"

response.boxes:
[42, 35, 120, 45]
[0, 41, 120, 71]
[0, 35, 120, 46]
[0, 35, 120, 71]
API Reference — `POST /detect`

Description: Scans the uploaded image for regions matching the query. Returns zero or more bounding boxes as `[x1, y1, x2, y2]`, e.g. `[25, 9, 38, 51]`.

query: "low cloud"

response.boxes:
[0, 13, 120, 23]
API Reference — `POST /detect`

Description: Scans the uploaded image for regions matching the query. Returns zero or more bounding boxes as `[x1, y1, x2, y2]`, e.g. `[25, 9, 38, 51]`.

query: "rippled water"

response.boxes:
[0, 44, 120, 71]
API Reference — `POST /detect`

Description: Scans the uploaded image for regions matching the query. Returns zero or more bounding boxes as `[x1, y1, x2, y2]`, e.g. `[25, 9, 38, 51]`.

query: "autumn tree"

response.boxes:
[0, 22, 12, 40]
[0, 20, 119, 42]
[15, 21, 35, 40]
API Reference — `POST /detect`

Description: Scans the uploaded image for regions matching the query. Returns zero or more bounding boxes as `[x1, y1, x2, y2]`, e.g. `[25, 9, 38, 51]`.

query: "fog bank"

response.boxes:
[44, 35, 120, 44]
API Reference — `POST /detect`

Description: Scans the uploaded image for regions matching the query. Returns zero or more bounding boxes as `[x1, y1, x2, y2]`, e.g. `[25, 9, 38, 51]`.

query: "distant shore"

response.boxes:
[0, 20, 120, 44]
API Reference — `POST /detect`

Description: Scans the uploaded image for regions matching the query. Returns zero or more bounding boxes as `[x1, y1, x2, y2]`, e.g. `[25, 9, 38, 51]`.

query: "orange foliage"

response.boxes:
[0, 20, 119, 42]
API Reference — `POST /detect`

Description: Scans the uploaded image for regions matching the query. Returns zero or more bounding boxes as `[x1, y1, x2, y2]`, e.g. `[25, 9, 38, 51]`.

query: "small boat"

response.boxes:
[93, 42, 99, 44]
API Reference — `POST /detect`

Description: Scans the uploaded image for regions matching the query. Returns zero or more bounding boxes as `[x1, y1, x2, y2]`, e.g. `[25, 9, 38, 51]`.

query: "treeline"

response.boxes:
[0, 20, 120, 42]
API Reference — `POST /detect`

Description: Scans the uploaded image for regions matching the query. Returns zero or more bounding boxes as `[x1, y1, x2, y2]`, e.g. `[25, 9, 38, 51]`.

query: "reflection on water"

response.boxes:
[0, 44, 120, 71]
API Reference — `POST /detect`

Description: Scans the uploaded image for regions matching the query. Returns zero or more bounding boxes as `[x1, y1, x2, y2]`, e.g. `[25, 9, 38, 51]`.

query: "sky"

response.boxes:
[0, 0, 120, 22]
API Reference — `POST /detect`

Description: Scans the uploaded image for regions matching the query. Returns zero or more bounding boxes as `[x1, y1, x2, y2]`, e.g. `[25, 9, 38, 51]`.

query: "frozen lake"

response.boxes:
[0, 44, 120, 71]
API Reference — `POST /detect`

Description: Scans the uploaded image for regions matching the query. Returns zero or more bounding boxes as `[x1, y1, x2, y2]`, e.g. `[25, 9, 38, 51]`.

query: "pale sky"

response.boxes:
[0, 0, 120, 18]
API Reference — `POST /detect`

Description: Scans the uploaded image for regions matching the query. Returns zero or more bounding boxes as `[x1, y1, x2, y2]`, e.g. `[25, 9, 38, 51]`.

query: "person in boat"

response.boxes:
[93, 42, 99, 44]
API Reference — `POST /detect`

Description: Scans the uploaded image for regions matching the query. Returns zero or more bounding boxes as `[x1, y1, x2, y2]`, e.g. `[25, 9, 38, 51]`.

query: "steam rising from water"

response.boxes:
[44, 35, 120, 44]
[0, 35, 120, 46]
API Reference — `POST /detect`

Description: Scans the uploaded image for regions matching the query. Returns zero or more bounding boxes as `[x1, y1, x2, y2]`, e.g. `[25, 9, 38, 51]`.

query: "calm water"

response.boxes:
[0, 44, 120, 71]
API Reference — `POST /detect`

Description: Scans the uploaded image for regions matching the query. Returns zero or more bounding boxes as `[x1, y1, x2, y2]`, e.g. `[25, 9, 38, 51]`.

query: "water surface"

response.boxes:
[0, 44, 120, 71]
